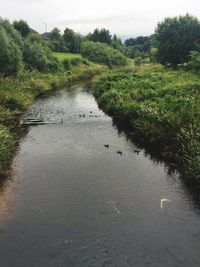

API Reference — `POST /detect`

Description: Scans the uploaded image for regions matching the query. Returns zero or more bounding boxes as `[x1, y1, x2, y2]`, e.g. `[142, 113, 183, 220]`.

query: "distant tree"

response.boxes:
[124, 36, 151, 59]
[155, 14, 200, 66]
[125, 46, 139, 59]
[81, 41, 127, 67]
[63, 28, 81, 53]
[13, 20, 30, 38]
[125, 36, 149, 47]
[111, 34, 124, 51]
[87, 28, 112, 45]
[49, 27, 67, 52]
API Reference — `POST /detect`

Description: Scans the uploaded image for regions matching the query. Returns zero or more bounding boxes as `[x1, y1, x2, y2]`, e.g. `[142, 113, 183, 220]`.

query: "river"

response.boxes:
[0, 83, 200, 267]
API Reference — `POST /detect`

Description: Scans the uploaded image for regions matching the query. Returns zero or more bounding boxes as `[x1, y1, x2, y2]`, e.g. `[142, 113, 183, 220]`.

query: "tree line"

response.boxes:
[1, 14, 200, 76]
[47, 14, 200, 69]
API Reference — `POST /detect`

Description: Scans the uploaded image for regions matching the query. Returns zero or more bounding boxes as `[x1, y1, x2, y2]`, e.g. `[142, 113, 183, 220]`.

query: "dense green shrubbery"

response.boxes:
[92, 65, 200, 181]
[0, 19, 61, 74]
[81, 41, 127, 67]
[182, 51, 200, 72]
[0, 19, 23, 76]
[155, 14, 200, 66]
[13, 20, 30, 38]
[23, 35, 60, 72]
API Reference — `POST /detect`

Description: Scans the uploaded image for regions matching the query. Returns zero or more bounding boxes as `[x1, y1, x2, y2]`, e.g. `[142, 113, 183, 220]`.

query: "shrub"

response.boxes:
[81, 41, 127, 67]
[23, 35, 60, 72]
[150, 48, 158, 63]
[70, 57, 83, 66]
[63, 59, 71, 70]
[135, 57, 143, 66]
[185, 51, 200, 72]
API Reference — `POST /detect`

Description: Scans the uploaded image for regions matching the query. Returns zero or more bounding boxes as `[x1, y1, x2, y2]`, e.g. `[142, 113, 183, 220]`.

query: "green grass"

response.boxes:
[92, 64, 200, 182]
[53, 52, 82, 61]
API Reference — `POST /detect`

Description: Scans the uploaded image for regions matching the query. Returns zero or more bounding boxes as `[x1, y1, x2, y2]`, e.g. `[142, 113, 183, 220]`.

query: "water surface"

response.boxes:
[0, 84, 200, 267]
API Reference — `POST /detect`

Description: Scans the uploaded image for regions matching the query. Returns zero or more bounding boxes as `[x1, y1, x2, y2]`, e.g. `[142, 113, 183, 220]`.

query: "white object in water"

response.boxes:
[160, 199, 171, 208]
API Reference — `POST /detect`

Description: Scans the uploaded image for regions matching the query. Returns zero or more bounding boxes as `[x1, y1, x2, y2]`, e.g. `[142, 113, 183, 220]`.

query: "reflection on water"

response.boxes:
[0, 83, 200, 267]
[112, 117, 200, 215]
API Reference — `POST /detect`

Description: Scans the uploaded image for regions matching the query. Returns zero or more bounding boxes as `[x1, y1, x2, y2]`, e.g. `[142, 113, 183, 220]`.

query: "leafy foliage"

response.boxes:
[0, 20, 23, 76]
[13, 20, 30, 38]
[155, 14, 200, 66]
[86, 28, 112, 45]
[49, 27, 67, 52]
[92, 66, 200, 180]
[81, 41, 127, 67]
[183, 51, 200, 72]
[63, 28, 82, 53]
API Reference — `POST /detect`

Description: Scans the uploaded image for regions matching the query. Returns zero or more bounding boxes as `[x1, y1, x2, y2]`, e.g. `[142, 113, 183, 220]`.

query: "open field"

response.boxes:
[53, 52, 82, 61]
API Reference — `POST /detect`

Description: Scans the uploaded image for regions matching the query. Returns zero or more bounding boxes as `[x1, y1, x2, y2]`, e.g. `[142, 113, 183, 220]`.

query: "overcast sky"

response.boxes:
[1, 0, 200, 37]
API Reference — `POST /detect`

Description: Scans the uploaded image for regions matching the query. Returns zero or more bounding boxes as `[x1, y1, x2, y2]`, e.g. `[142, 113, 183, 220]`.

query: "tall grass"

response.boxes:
[92, 64, 200, 182]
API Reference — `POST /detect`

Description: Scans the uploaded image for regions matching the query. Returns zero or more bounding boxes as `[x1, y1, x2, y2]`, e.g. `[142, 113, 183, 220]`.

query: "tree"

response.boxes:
[0, 18, 23, 49]
[155, 14, 200, 66]
[49, 27, 67, 52]
[63, 28, 81, 53]
[13, 20, 30, 38]
[0, 21, 23, 76]
[87, 28, 112, 45]
[111, 34, 123, 51]
[23, 34, 59, 72]
[125, 36, 149, 47]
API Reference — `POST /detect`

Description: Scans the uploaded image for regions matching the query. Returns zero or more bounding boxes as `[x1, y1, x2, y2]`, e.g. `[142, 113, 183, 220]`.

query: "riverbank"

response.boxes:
[0, 62, 106, 177]
[92, 64, 200, 183]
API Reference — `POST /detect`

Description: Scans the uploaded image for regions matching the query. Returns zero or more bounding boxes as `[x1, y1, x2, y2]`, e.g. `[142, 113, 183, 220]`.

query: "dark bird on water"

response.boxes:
[104, 144, 109, 148]
[117, 150, 122, 156]
[134, 149, 140, 155]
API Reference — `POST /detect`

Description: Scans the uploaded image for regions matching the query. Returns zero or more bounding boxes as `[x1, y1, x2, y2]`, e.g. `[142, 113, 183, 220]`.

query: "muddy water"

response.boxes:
[0, 83, 200, 267]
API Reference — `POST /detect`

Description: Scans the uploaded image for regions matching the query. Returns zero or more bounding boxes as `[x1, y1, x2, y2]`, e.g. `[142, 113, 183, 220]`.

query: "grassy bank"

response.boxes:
[0, 57, 106, 176]
[53, 52, 82, 61]
[92, 64, 200, 182]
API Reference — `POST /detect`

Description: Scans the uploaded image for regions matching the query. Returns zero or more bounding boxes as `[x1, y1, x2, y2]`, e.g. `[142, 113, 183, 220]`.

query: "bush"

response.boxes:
[70, 57, 83, 66]
[135, 57, 143, 66]
[81, 41, 127, 67]
[150, 48, 158, 63]
[185, 51, 200, 72]
[63, 59, 71, 70]
[23, 35, 60, 72]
